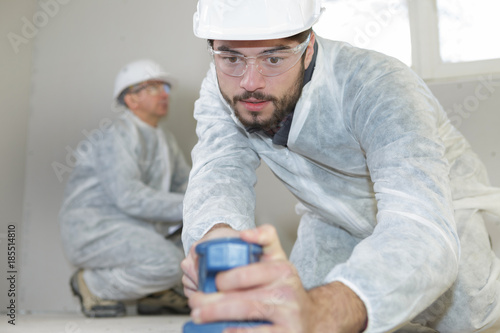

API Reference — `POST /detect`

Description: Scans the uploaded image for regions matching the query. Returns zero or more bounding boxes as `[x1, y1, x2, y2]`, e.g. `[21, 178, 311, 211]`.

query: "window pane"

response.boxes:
[437, 0, 500, 63]
[313, 0, 412, 66]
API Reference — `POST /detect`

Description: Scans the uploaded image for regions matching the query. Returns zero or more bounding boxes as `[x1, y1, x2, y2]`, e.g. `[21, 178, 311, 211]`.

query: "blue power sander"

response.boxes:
[183, 238, 271, 332]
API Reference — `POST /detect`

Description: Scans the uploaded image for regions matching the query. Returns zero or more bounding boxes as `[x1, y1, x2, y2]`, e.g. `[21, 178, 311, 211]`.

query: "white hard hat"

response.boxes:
[113, 59, 174, 99]
[193, 0, 324, 40]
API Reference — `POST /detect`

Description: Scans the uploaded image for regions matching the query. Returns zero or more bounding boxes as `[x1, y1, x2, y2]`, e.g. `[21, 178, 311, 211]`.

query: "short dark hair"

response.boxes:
[287, 28, 313, 44]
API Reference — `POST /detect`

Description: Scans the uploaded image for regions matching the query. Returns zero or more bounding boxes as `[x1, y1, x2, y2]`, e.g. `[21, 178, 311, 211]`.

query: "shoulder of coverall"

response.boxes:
[99, 112, 143, 146]
[314, 36, 414, 92]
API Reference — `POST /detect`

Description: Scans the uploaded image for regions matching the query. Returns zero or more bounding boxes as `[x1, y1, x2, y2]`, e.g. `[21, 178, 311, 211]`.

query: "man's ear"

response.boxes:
[123, 93, 137, 110]
[304, 31, 316, 70]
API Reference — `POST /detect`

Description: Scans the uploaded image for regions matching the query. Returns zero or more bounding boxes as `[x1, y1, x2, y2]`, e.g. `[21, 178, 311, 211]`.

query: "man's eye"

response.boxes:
[266, 56, 284, 65]
[222, 56, 240, 64]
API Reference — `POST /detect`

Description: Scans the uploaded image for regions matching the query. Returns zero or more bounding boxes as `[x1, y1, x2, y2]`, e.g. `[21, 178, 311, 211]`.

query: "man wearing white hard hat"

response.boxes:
[59, 59, 191, 317]
[181, 0, 500, 332]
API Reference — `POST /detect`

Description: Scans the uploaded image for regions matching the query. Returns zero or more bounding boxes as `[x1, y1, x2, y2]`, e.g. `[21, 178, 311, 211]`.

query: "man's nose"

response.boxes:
[239, 63, 266, 92]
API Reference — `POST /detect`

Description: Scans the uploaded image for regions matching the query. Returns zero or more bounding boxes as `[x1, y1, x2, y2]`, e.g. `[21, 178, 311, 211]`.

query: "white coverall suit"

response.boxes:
[182, 36, 500, 332]
[60, 111, 190, 300]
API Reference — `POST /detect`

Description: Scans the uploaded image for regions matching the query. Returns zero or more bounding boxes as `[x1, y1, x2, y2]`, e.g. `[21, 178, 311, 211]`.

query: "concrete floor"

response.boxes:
[0, 313, 191, 333]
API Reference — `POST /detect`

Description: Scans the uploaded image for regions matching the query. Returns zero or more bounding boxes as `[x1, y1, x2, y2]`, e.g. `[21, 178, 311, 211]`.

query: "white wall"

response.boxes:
[0, 0, 37, 316]
[1, 0, 499, 314]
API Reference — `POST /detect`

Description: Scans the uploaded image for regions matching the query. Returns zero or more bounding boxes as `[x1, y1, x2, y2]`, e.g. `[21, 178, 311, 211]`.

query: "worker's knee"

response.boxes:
[137, 242, 184, 280]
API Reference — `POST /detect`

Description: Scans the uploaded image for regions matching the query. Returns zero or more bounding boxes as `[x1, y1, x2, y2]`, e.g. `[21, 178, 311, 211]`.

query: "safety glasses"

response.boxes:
[129, 81, 171, 96]
[209, 33, 311, 77]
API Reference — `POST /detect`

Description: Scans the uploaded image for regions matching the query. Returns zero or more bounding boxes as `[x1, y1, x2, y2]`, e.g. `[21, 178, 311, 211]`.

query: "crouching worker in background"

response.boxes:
[59, 59, 191, 317]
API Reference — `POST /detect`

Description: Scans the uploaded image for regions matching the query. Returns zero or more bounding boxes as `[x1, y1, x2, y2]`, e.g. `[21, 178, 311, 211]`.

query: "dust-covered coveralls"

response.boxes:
[182, 36, 500, 332]
[60, 110, 190, 300]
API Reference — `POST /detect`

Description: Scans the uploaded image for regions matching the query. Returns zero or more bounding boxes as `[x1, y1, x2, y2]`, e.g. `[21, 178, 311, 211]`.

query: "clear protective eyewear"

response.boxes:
[129, 81, 171, 96]
[209, 33, 311, 77]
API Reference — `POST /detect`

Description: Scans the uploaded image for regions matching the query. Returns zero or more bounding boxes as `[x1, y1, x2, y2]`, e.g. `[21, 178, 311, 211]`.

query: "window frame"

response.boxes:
[408, 0, 500, 82]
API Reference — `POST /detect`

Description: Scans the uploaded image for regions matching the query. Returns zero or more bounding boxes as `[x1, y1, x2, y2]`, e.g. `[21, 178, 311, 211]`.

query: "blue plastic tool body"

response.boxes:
[183, 321, 267, 333]
[196, 238, 263, 293]
[182, 238, 271, 332]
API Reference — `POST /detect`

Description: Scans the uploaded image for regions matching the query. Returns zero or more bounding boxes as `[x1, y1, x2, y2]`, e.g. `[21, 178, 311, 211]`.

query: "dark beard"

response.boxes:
[221, 62, 305, 132]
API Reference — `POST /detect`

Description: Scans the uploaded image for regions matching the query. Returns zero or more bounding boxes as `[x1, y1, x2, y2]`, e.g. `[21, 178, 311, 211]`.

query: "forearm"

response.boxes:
[307, 281, 367, 333]
[115, 188, 184, 221]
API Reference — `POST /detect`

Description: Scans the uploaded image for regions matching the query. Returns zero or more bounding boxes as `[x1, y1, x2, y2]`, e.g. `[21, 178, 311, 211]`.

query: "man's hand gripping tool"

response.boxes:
[182, 237, 271, 332]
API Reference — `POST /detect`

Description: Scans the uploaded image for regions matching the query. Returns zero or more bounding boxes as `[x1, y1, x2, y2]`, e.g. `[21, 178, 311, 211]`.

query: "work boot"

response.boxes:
[137, 287, 190, 315]
[70, 270, 126, 318]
